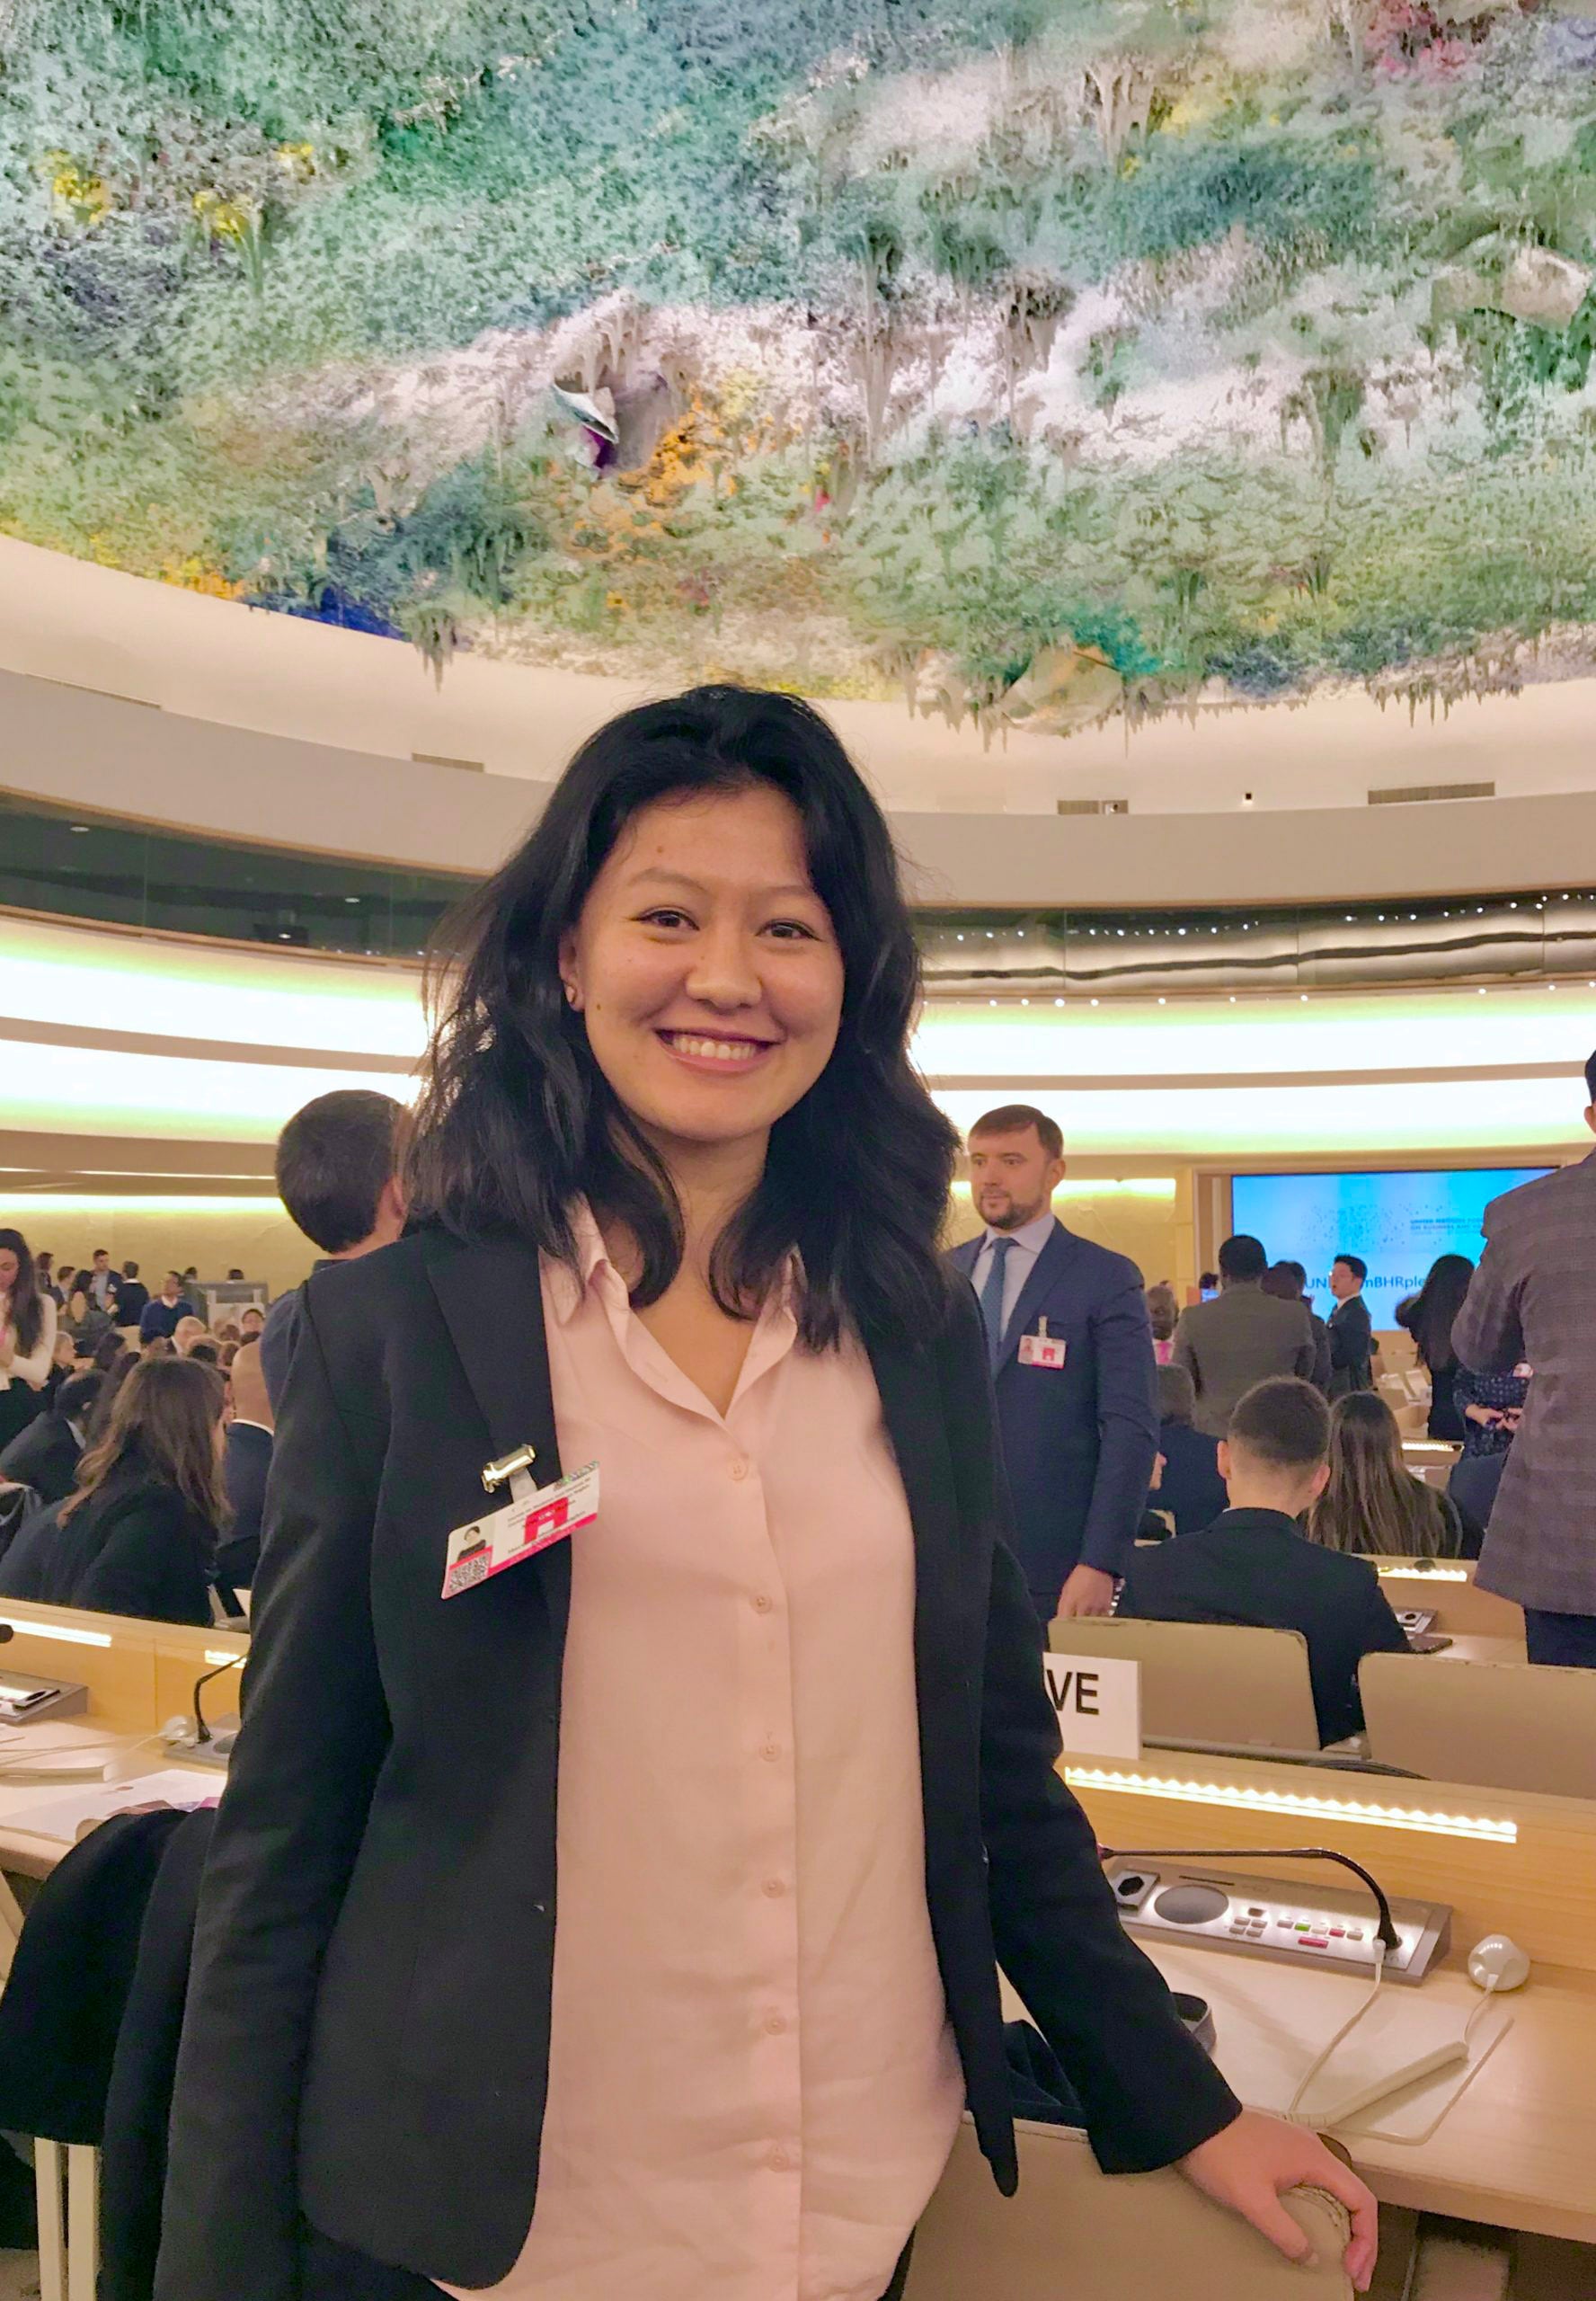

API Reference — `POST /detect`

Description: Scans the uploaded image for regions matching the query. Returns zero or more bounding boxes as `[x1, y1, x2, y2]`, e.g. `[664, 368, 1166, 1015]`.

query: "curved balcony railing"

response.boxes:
[4, 789, 1594, 995]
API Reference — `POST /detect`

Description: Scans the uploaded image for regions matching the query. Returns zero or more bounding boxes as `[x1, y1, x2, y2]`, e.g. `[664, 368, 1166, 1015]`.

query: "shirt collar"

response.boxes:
[545, 1198, 615, 1327]
[545, 1196, 802, 1336]
[980, 1208, 1056, 1259]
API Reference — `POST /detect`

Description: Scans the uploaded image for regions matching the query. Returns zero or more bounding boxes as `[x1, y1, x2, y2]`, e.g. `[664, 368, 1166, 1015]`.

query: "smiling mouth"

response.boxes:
[657, 1029, 776, 1067]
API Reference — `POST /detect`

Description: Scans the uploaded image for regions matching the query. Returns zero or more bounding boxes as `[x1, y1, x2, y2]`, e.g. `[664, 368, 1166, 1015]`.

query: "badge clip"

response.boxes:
[482, 1441, 538, 1494]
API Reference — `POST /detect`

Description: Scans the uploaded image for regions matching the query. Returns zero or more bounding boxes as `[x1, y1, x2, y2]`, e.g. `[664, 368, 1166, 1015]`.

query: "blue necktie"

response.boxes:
[978, 1236, 1014, 1370]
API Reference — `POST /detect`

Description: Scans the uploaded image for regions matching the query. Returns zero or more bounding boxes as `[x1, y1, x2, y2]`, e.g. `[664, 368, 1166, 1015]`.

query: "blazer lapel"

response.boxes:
[997, 1219, 1073, 1370]
[420, 1228, 570, 1646]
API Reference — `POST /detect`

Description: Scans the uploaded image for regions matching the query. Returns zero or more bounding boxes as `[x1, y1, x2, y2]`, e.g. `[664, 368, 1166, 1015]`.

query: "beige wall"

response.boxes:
[945, 1175, 1194, 1294]
[0, 1199, 316, 1303]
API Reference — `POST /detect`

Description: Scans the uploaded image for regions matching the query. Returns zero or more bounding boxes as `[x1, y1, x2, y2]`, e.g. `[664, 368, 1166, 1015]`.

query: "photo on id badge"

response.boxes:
[1018, 1318, 1067, 1371]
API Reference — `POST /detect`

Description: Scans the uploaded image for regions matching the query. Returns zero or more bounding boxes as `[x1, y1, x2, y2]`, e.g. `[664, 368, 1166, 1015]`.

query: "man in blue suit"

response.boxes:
[948, 1104, 1158, 1623]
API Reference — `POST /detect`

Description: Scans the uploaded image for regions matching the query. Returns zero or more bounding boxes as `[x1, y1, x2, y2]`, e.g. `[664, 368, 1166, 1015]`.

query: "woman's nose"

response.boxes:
[682, 930, 762, 1009]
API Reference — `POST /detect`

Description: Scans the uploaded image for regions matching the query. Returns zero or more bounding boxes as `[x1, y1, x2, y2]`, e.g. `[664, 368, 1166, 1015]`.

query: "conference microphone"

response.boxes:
[1097, 1842, 1402, 1955]
[191, 1654, 245, 1749]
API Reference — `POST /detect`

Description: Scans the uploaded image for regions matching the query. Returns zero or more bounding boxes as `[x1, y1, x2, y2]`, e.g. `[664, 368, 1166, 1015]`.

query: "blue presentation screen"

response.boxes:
[1229, 1168, 1554, 1327]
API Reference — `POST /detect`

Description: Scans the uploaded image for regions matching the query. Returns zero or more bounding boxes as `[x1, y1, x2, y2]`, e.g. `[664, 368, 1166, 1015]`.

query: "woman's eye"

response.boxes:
[765, 919, 820, 941]
[640, 908, 693, 930]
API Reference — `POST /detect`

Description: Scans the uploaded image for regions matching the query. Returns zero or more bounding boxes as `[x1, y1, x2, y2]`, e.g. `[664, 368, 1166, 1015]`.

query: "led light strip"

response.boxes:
[1375, 1565, 1469, 1583]
[1064, 1764, 1518, 1845]
[204, 1651, 247, 1669]
[0, 1615, 111, 1649]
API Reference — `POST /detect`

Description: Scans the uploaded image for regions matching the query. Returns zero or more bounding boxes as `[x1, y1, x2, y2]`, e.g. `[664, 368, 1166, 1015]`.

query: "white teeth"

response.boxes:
[665, 1034, 763, 1062]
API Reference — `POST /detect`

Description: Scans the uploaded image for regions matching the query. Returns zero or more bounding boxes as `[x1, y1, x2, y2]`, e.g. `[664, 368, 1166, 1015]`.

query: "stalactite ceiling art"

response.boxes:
[5, 0, 1596, 742]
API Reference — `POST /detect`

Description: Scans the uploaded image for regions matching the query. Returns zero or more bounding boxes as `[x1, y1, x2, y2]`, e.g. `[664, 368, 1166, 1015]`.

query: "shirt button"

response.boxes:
[767, 2146, 790, 2171]
[751, 1593, 774, 1614]
[762, 1878, 786, 1899]
[760, 1740, 781, 1763]
[764, 2011, 786, 2035]
[731, 1458, 750, 1480]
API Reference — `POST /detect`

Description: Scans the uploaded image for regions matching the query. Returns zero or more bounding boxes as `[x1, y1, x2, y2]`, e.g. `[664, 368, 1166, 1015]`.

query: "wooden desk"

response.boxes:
[1427, 1634, 1527, 1666]
[0, 1719, 221, 1879]
[1144, 1942, 1596, 2245]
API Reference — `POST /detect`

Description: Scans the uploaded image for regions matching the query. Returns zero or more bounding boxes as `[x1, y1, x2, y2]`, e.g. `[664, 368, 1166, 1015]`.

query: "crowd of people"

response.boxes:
[0, 1086, 408, 1627]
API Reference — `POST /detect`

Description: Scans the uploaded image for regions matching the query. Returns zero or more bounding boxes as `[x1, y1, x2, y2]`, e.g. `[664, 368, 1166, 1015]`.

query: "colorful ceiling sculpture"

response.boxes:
[4, 0, 1596, 738]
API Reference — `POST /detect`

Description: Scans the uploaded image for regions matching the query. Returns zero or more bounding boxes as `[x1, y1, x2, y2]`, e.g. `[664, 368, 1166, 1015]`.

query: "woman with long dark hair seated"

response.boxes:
[1395, 1252, 1474, 1441]
[1308, 1390, 1476, 1559]
[0, 1229, 57, 1455]
[158, 686, 1374, 2301]
[0, 1354, 229, 1624]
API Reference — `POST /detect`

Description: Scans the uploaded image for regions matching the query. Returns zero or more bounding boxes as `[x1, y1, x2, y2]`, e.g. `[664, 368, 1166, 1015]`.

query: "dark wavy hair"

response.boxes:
[0, 1230, 44, 1358]
[1397, 1252, 1474, 1375]
[407, 684, 959, 1349]
[62, 1354, 230, 1534]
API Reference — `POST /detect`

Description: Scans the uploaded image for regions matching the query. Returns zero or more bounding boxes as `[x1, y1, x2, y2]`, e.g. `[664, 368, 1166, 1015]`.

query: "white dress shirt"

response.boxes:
[0, 1291, 57, 1391]
[970, 1209, 1058, 1338]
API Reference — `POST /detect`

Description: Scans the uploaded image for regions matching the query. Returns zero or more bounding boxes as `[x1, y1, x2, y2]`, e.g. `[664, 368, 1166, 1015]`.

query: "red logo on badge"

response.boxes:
[524, 1495, 570, 1547]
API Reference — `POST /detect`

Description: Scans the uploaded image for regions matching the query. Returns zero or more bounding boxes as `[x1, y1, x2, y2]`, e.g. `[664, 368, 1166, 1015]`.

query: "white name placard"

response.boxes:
[1043, 1651, 1141, 1761]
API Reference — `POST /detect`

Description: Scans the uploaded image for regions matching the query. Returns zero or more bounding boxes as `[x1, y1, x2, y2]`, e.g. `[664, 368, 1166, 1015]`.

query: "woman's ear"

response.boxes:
[556, 928, 582, 1011]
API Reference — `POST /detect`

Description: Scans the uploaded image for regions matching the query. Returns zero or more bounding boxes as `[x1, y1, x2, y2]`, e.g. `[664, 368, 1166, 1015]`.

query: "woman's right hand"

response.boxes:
[1463, 1402, 1499, 1427]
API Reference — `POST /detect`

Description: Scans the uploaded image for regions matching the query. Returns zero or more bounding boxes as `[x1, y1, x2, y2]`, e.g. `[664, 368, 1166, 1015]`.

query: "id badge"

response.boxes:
[1018, 1319, 1067, 1371]
[442, 1461, 598, 1599]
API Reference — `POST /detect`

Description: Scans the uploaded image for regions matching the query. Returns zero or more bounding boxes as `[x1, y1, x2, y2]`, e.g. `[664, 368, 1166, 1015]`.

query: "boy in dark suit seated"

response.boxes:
[1150, 1364, 1228, 1536]
[1118, 1376, 1408, 1746]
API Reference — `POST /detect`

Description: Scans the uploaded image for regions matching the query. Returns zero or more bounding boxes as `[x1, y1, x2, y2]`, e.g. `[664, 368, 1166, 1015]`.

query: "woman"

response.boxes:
[1308, 1390, 1474, 1559]
[1145, 1280, 1178, 1364]
[0, 1354, 228, 1624]
[1449, 1361, 1530, 1531]
[159, 688, 1373, 2301]
[1395, 1253, 1474, 1440]
[173, 1314, 211, 1357]
[0, 1230, 57, 1454]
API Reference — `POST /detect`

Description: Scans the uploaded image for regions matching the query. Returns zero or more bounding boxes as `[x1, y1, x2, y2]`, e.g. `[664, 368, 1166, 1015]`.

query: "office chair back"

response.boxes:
[1048, 1617, 1319, 1753]
[1361, 1652, 1596, 1798]
[904, 2119, 1352, 2300]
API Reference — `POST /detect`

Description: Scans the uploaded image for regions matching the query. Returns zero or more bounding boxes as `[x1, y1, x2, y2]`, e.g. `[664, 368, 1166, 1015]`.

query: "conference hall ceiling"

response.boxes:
[4, 0, 1596, 742]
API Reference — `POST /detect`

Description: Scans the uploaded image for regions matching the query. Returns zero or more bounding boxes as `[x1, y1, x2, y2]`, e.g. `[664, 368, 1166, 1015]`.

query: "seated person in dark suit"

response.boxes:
[0, 1371, 102, 1506]
[1118, 1377, 1408, 1746]
[1151, 1364, 1228, 1536]
[217, 1340, 273, 1590]
[0, 1355, 229, 1627]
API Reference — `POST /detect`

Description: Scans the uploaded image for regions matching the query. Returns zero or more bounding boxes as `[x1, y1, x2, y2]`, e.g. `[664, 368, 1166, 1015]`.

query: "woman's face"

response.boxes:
[560, 785, 845, 1166]
[0, 1249, 16, 1293]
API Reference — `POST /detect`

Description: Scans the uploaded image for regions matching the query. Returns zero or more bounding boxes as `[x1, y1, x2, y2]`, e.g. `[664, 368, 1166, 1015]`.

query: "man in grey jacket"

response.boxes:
[1452, 1053, 1596, 1666]
[1172, 1234, 1317, 1438]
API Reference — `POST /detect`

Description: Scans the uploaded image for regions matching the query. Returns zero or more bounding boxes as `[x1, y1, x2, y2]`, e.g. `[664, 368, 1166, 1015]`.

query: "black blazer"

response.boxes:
[157, 1229, 1237, 2299]
[1119, 1506, 1409, 1745]
[1327, 1294, 1374, 1398]
[0, 1465, 217, 1627]
[0, 1407, 83, 1507]
[217, 1421, 272, 1589]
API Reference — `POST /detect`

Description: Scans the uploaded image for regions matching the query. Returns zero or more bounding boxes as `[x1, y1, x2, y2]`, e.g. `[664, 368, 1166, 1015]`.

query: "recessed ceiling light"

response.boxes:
[69, 823, 90, 835]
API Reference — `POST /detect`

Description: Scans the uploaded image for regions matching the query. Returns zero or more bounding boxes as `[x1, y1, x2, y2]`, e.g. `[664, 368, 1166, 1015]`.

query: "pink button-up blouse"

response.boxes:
[441, 1204, 964, 2301]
